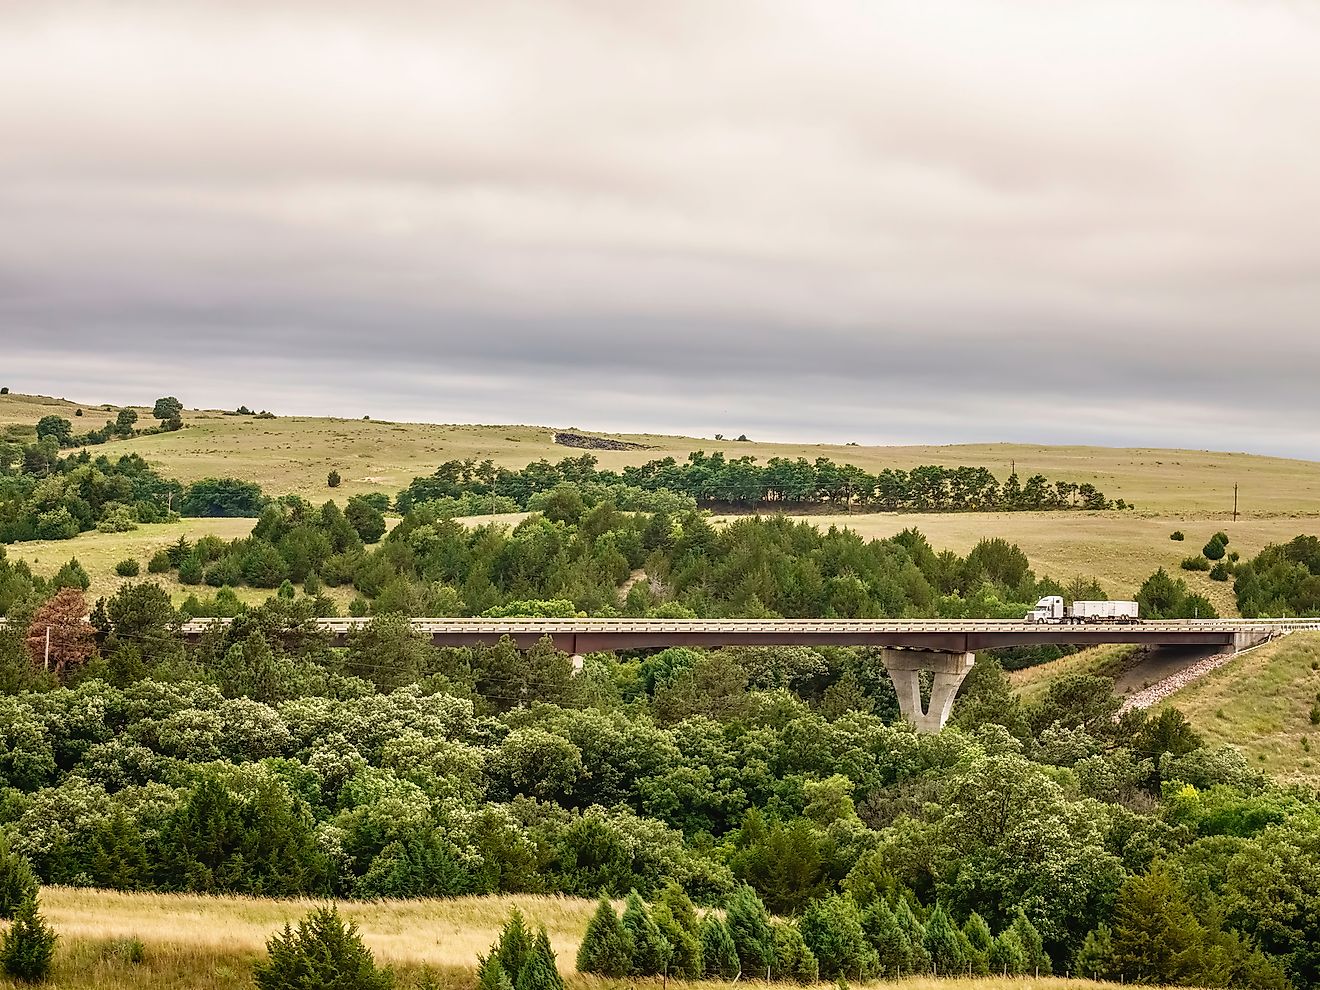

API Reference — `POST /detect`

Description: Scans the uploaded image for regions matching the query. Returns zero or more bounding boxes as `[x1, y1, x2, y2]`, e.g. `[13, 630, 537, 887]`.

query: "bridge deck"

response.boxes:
[168, 617, 1318, 652]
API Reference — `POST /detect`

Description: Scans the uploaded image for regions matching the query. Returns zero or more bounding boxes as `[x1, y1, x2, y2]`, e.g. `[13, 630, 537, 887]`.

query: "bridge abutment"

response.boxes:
[882, 649, 975, 734]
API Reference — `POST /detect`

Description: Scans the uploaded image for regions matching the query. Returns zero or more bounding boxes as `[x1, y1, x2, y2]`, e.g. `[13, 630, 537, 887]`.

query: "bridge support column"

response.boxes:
[882, 650, 975, 733]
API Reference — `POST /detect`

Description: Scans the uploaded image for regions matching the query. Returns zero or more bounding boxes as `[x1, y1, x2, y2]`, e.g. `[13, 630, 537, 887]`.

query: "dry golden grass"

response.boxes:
[1160, 631, 1320, 785]
[7, 888, 1128, 990]
[4, 391, 1319, 515]
[2, 519, 353, 611]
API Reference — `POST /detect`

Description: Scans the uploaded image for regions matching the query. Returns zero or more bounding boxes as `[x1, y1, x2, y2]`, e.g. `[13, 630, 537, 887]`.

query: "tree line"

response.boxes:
[397, 451, 1133, 513]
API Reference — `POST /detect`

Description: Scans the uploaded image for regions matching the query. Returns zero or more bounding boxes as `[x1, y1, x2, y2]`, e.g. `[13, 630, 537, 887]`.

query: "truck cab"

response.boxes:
[1024, 595, 1065, 623]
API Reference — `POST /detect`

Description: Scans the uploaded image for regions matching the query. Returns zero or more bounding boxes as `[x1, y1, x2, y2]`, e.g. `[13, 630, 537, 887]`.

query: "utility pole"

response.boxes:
[1233, 484, 1239, 523]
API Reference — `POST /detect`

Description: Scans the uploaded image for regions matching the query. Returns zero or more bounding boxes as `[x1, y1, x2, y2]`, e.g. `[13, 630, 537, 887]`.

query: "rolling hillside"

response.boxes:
[4, 391, 1318, 515]
[3, 389, 1319, 611]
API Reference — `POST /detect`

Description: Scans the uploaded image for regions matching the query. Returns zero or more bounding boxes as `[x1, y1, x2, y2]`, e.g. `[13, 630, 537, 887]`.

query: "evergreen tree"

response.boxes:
[724, 884, 774, 977]
[862, 900, 911, 978]
[892, 899, 930, 974]
[0, 894, 56, 984]
[0, 835, 38, 920]
[1009, 908, 1051, 976]
[799, 894, 876, 980]
[621, 890, 671, 976]
[771, 921, 820, 984]
[1109, 864, 1203, 985]
[987, 929, 1027, 977]
[253, 906, 390, 990]
[515, 928, 564, 990]
[962, 913, 992, 976]
[481, 909, 534, 987]
[653, 894, 702, 979]
[699, 914, 740, 979]
[922, 904, 965, 976]
[576, 896, 631, 977]
[1075, 923, 1116, 981]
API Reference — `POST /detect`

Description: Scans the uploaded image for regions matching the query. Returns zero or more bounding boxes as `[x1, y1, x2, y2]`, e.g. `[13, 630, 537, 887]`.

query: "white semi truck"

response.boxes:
[1024, 596, 1140, 624]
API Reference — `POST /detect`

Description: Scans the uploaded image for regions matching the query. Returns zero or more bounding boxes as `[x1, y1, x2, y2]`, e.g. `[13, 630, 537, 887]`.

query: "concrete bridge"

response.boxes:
[7, 613, 1311, 731]
[174, 616, 1316, 732]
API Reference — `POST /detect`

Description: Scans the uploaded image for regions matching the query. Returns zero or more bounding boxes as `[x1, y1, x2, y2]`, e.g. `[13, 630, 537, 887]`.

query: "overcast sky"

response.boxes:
[2, 1, 1319, 455]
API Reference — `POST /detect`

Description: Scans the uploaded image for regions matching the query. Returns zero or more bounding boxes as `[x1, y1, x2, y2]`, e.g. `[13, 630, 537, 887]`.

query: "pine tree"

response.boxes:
[1009, 908, 1051, 976]
[515, 928, 564, 990]
[1075, 923, 1116, 981]
[0, 835, 38, 920]
[799, 894, 876, 980]
[771, 921, 820, 984]
[1109, 864, 1204, 984]
[481, 909, 534, 987]
[893, 899, 930, 974]
[962, 913, 992, 976]
[699, 914, 740, 978]
[988, 929, 1027, 977]
[0, 894, 57, 983]
[576, 896, 631, 977]
[862, 900, 911, 978]
[922, 904, 965, 976]
[253, 906, 391, 990]
[653, 899, 703, 979]
[724, 884, 774, 977]
[621, 890, 672, 976]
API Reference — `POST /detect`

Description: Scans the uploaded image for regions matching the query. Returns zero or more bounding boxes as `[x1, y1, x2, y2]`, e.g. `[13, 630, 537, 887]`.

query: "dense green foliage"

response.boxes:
[396, 452, 1130, 513]
[1235, 536, 1320, 616]
[143, 496, 1089, 623]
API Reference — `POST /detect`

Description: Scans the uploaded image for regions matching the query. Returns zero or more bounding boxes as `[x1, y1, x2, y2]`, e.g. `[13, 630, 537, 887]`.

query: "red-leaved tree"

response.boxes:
[25, 588, 95, 677]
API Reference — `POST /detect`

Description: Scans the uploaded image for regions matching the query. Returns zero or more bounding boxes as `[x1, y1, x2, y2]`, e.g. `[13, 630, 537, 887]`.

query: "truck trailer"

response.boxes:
[1024, 596, 1140, 624]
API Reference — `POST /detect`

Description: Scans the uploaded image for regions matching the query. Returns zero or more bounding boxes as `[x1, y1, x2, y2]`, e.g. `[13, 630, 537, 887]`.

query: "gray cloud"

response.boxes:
[2, 1, 1319, 456]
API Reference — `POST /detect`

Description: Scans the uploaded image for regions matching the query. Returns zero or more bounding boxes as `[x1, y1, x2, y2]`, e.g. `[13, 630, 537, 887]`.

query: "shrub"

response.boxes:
[0, 387, 8, 394]
[101, 937, 146, 964]
[1209, 561, 1230, 582]
[1203, 539, 1226, 561]
[147, 550, 172, 574]
[576, 896, 630, 977]
[0, 836, 38, 920]
[1180, 556, 1210, 572]
[178, 554, 204, 585]
[0, 895, 57, 983]
[115, 558, 140, 578]
[1170, 531, 1185, 541]
[253, 906, 392, 990]
[1212, 531, 1230, 546]
[327, 470, 342, 488]
[52, 558, 90, 590]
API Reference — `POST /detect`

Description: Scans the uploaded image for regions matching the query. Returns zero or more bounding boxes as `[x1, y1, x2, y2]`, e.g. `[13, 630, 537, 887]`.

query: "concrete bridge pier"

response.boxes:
[882, 649, 976, 733]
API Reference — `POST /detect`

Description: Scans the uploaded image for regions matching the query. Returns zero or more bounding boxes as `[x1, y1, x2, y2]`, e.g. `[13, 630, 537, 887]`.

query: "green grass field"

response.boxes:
[1159, 631, 1320, 786]
[1, 887, 1122, 990]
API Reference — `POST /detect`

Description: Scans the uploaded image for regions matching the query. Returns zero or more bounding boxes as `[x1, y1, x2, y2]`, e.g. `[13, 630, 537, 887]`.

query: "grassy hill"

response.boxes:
[4, 391, 1319, 515]
[4, 389, 1319, 611]
[17, 887, 1121, 990]
[1158, 631, 1320, 786]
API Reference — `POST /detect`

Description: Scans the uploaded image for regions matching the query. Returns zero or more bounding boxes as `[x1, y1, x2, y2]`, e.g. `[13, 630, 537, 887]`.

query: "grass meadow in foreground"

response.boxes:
[1162, 631, 1320, 785]
[6, 888, 1124, 990]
